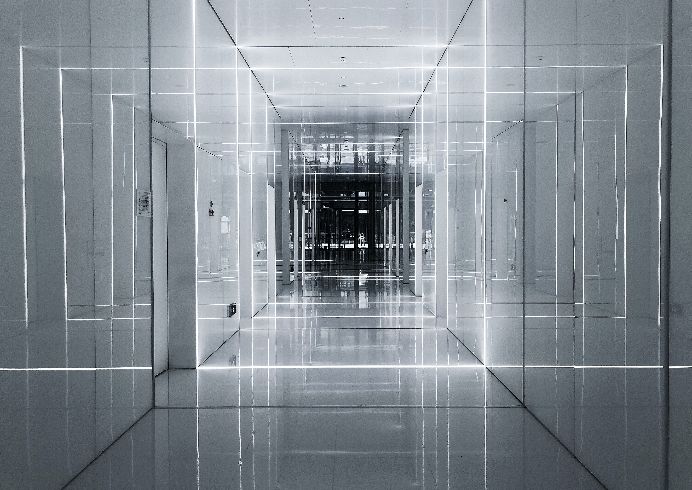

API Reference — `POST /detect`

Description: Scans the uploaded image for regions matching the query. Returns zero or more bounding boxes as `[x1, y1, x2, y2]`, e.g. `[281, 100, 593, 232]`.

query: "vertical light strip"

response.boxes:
[59, 70, 68, 323]
[22, 47, 30, 467]
[522, 0, 528, 403]
[19, 47, 29, 325]
[59, 61, 73, 473]
[580, 91, 585, 369]
[235, 46, 240, 327]
[109, 91, 115, 411]
[657, 45, 663, 331]
[131, 103, 136, 375]
[482, 0, 488, 488]
[192, 0, 199, 366]
[249, 71, 254, 315]
[623, 66, 628, 322]
[445, 50, 449, 320]
[58, 68, 71, 467]
[555, 102, 559, 374]
[195, 404, 200, 489]
[482, 0, 488, 365]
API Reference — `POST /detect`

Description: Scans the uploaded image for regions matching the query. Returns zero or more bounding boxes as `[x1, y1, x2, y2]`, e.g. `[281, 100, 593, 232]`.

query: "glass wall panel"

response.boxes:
[251, 75, 269, 314]
[670, 0, 692, 486]
[442, 1, 670, 486]
[446, 0, 485, 365]
[521, 1, 666, 487]
[194, 0, 239, 362]
[0, 0, 152, 486]
[483, 0, 525, 397]
[420, 79, 437, 313]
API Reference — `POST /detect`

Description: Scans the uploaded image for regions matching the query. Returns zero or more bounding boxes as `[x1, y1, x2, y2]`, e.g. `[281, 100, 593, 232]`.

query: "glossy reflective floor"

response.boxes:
[67, 270, 603, 488]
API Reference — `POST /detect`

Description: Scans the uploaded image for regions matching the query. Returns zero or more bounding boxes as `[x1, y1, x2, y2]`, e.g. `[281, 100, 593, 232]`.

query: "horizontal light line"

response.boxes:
[193, 364, 692, 371]
[251, 66, 437, 70]
[66, 317, 152, 321]
[0, 367, 152, 372]
[313, 275, 399, 278]
[268, 92, 422, 96]
[256, 316, 433, 320]
[238, 44, 450, 48]
[198, 364, 481, 370]
[56, 64, 630, 72]
[268, 301, 422, 305]
[518, 365, 667, 369]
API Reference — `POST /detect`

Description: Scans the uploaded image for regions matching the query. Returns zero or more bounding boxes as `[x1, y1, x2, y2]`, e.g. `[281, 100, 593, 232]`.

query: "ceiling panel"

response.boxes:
[212, 0, 472, 47]
[204, 0, 474, 127]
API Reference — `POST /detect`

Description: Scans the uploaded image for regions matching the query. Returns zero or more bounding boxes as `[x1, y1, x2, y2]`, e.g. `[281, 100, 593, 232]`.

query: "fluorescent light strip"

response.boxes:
[192, 0, 199, 366]
[268, 301, 423, 305]
[482, 0, 488, 366]
[254, 315, 433, 319]
[59, 70, 68, 323]
[19, 47, 28, 325]
[250, 66, 438, 71]
[198, 364, 482, 370]
[0, 367, 151, 371]
[190, 364, 690, 372]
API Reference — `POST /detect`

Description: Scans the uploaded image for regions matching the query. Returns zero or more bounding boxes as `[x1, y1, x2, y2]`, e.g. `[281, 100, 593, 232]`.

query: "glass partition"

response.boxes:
[0, 1, 152, 486]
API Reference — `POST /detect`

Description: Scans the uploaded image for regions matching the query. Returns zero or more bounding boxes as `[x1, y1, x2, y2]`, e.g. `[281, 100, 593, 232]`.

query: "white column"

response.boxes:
[395, 198, 400, 276]
[387, 203, 393, 267]
[152, 140, 168, 375]
[383, 204, 388, 266]
[301, 199, 306, 276]
[293, 195, 300, 281]
[167, 140, 197, 367]
[267, 184, 276, 301]
[238, 169, 253, 318]
[525, 123, 536, 286]
[415, 184, 423, 296]
[402, 129, 410, 283]
[281, 129, 290, 285]
[435, 164, 448, 318]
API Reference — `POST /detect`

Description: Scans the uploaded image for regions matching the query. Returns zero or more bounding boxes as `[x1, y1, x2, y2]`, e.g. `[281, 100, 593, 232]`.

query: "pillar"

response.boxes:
[402, 129, 410, 283]
[281, 129, 290, 285]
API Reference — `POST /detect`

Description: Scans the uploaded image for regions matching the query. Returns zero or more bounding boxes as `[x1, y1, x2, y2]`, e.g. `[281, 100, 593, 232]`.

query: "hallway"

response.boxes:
[2, 0, 691, 488]
[68, 274, 601, 488]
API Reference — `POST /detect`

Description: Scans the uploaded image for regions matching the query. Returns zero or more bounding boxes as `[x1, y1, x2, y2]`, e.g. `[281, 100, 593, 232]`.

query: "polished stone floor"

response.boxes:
[66, 270, 603, 489]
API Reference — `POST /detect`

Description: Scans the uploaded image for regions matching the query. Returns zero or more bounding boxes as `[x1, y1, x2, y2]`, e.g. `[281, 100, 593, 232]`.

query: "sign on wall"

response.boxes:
[137, 189, 152, 217]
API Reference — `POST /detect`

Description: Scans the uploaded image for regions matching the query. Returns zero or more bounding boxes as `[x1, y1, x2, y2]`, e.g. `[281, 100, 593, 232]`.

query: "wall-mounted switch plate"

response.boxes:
[227, 303, 237, 317]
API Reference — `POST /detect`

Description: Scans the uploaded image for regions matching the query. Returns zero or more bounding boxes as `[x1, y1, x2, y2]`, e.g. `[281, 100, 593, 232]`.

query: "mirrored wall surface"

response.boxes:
[0, 0, 689, 488]
[670, 0, 692, 485]
[0, 0, 152, 486]
[150, 0, 278, 366]
[411, 0, 674, 487]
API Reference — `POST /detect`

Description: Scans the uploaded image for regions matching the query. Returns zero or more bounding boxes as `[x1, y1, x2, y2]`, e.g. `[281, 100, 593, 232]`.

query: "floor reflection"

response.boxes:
[68, 271, 603, 488]
[68, 407, 601, 489]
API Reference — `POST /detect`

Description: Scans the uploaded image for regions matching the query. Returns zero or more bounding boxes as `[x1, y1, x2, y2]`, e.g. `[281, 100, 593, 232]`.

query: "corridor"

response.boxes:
[1, 0, 691, 488]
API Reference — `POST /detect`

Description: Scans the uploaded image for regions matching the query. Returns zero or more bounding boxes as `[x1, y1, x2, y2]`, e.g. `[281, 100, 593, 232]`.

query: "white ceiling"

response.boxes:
[150, 0, 664, 152]
[212, 0, 475, 129]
